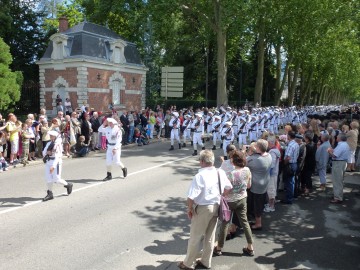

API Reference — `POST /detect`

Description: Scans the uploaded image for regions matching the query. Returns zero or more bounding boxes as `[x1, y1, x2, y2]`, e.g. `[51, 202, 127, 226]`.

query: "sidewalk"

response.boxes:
[210, 171, 360, 270]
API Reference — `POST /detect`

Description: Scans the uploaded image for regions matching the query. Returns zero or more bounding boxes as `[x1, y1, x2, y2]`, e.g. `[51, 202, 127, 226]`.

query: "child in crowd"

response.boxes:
[20, 123, 33, 166]
[146, 120, 151, 140]
[75, 135, 89, 157]
[134, 128, 147, 146]
[0, 156, 8, 172]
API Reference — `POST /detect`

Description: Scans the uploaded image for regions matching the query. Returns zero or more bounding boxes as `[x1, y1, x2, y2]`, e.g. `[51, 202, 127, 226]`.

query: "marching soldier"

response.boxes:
[237, 116, 248, 148]
[248, 115, 259, 142]
[169, 112, 181, 150]
[211, 115, 222, 150]
[42, 130, 73, 201]
[182, 114, 192, 147]
[98, 118, 127, 181]
[191, 113, 205, 156]
[221, 121, 234, 158]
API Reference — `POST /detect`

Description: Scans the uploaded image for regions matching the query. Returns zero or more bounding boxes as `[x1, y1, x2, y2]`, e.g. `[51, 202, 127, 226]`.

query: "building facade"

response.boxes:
[37, 18, 147, 115]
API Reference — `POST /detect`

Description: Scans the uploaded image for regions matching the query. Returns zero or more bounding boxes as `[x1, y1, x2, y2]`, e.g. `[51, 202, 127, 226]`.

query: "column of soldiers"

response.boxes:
[167, 105, 343, 158]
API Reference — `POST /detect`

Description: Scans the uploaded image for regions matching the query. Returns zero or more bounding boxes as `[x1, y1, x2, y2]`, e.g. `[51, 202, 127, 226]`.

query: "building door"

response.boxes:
[57, 86, 66, 104]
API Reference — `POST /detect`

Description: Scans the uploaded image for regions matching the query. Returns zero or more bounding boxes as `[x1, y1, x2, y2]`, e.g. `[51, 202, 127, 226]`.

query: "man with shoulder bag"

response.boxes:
[177, 150, 232, 270]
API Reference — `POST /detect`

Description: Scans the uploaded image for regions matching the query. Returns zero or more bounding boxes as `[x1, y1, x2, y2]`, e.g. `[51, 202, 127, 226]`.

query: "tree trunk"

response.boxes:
[254, 20, 265, 105]
[288, 62, 300, 106]
[300, 68, 313, 106]
[274, 43, 281, 105]
[214, 1, 228, 107]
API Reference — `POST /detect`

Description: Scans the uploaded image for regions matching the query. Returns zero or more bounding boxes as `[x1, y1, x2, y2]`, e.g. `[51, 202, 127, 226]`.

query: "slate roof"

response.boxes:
[40, 22, 143, 66]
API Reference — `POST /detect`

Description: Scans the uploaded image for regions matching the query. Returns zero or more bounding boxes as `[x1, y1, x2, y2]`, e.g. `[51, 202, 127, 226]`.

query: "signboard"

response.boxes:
[161, 66, 184, 98]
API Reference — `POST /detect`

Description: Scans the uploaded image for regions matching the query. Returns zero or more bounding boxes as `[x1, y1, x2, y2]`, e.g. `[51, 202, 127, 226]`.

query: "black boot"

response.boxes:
[103, 172, 112, 181]
[202, 146, 205, 150]
[192, 150, 198, 156]
[212, 145, 216, 150]
[122, 167, 128, 178]
[43, 190, 54, 201]
[182, 143, 186, 147]
[169, 145, 174, 151]
[220, 143, 223, 148]
[191, 141, 193, 146]
[64, 183, 73, 195]
[179, 143, 182, 149]
[224, 156, 228, 160]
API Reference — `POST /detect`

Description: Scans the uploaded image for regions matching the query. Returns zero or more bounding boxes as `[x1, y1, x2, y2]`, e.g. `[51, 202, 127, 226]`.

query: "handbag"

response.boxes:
[217, 171, 231, 222]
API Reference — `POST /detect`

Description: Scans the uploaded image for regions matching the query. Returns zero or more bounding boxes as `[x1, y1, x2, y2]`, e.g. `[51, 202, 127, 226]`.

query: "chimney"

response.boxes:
[58, 17, 69, 32]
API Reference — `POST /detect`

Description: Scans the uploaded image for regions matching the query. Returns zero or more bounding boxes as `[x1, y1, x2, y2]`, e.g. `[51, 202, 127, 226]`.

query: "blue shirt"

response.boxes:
[333, 141, 350, 161]
[285, 140, 300, 163]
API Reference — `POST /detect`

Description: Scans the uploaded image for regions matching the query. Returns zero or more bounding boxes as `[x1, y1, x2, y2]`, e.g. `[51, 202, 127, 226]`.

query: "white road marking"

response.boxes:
[0, 155, 191, 216]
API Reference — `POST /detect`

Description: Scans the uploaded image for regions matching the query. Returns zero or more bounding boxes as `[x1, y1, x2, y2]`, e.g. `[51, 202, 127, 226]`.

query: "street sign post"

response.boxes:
[161, 66, 184, 99]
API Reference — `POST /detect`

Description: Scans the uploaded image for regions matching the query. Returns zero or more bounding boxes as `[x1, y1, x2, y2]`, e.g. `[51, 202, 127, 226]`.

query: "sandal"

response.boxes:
[177, 261, 193, 270]
[242, 247, 255, 257]
[330, 199, 343, 204]
[213, 247, 222, 256]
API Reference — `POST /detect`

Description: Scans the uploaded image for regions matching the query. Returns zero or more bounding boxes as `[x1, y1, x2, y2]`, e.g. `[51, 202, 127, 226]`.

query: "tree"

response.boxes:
[0, 37, 22, 110]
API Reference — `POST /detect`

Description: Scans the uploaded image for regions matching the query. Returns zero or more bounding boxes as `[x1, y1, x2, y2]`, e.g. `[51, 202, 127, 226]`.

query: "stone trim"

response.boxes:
[37, 58, 147, 73]
[125, 90, 142, 95]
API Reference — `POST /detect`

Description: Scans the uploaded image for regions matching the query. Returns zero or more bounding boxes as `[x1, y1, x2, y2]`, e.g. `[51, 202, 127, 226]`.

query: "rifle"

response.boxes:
[237, 122, 247, 135]
[171, 117, 179, 129]
[181, 119, 190, 132]
[42, 140, 56, 163]
[212, 123, 221, 133]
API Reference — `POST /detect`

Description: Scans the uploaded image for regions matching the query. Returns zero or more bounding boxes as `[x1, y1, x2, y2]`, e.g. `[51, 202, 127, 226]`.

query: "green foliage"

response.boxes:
[0, 38, 22, 110]
[0, 0, 49, 82]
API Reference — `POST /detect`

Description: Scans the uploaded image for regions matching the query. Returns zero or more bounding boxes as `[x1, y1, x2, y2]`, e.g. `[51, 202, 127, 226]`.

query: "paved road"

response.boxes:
[0, 140, 359, 270]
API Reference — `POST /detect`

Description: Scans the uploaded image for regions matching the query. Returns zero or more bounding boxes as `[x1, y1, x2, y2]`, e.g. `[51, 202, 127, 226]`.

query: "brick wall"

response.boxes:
[44, 68, 78, 87]
[88, 92, 112, 112]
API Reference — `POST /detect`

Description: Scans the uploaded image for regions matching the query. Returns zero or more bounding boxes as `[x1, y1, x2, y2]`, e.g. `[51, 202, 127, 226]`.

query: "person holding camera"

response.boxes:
[42, 130, 73, 202]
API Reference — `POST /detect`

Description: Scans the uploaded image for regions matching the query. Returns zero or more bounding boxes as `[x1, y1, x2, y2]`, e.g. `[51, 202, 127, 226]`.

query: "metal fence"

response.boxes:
[14, 81, 40, 117]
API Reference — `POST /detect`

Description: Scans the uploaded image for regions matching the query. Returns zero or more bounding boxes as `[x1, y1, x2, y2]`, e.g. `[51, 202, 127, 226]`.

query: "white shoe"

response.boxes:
[264, 205, 275, 212]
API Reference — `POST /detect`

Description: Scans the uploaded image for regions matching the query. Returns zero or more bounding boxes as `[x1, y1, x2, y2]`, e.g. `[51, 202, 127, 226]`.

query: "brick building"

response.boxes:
[37, 18, 147, 116]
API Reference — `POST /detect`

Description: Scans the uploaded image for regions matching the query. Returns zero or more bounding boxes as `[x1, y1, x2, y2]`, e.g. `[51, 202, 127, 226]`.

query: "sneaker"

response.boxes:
[264, 205, 275, 212]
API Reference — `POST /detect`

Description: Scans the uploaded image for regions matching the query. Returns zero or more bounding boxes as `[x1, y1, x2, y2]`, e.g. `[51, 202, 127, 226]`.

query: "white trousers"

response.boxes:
[183, 129, 191, 143]
[171, 129, 180, 145]
[193, 133, 203, 150]
[106, 146, 124, 168]
[45, 162, 67, 190]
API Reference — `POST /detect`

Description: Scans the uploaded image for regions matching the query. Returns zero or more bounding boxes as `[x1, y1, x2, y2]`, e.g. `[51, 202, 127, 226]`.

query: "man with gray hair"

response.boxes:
[178, 150, 232, 270]
[315, 133, 331, 191]
[328, 133, 350, 203]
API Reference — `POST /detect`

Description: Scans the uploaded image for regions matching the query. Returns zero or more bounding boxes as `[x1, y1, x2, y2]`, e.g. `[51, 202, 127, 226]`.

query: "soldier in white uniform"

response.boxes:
[221, 121, 234, 158]
[237, 116, 248, 148]
[191, 113, 205, 156]
[182, 114, 192, 147]
[169, 112, 181, 150]
[42, 130, 73, 201]
[98, 118, 127, 181]
[211, 115, 222, 150]
[248, 115, 259, 142]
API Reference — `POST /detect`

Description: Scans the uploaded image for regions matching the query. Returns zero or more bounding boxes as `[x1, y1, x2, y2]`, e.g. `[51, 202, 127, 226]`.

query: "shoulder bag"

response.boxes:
[217, 171, 231, 222]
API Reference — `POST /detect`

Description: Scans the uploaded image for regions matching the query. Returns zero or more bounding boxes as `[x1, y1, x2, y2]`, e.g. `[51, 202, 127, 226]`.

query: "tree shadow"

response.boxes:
[254, 180, 360, 270]
[133, 196, 190, 269]
[0, 196, 42, 207]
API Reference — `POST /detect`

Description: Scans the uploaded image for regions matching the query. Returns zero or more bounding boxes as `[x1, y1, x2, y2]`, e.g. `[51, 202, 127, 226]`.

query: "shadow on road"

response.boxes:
[133, 196, 190, 269]
[0, 196, 42, 207]
[253, 181, 360, 270]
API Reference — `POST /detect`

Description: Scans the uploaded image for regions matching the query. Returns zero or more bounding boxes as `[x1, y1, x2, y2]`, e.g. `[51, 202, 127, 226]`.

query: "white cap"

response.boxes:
[214, 115, 221, 120]
[48, 130, 59, 137]
[172, 112, 179, 117]
[225, 121, 233, 126]
[195, 113, 202, 118]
